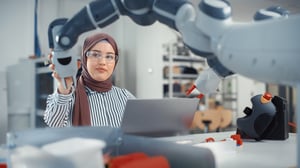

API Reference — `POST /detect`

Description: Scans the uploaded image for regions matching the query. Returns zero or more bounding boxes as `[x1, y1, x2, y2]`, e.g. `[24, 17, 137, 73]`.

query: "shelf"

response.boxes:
[164, 74, 198, 79]
[164, 92, 200, 98]
[7, 58, 53, 130]
[36, 67, 51, 74]
[222, 92, 238, 101]
[36, 109, 45, 117]
[163, 39, 207, 99]
[39, 94, 49, 100]
[163, 55, 205, 63]
[223, 97, 238, 101]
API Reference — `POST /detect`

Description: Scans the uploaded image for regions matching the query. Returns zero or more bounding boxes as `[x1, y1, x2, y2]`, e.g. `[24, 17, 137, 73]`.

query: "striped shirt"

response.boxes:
[44, 86, 135, 128]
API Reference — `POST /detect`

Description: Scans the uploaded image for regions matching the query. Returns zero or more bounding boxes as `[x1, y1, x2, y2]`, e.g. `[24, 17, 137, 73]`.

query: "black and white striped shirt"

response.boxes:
[44, 86, 135, 128]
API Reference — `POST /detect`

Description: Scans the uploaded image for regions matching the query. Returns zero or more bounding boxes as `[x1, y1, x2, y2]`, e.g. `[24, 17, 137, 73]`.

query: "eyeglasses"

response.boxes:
[86, 50, 117, 63]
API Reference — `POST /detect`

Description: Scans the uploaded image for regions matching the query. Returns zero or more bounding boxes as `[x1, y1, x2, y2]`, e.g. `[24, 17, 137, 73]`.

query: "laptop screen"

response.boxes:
[121, 98, 199, 137]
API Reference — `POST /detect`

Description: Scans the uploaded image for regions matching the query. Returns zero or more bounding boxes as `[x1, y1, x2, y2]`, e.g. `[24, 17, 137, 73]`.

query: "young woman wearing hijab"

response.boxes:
[44, 33, 135, 127]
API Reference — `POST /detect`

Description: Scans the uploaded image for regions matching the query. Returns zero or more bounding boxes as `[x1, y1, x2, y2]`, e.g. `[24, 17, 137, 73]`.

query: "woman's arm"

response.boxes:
[44, 89, 75, 127]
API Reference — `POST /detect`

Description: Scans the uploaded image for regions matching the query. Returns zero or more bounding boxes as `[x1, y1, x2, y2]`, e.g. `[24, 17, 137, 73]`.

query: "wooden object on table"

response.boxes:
[191, 107, 232, 132]
[218, 107, 232, 129]
[191, 109, 222, 132]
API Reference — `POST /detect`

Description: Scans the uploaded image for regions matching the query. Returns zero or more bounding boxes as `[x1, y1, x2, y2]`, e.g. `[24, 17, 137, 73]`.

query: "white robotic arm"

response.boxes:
[172, 0, 300, 95]
[197, 1, 300, 86]
[49, 0, 234, 90]
[215, 15, 300, 86]
[48, 0, 300, 89]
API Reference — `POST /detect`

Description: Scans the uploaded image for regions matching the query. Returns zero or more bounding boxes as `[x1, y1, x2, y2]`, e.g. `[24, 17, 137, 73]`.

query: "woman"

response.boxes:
[44, 33, 135, 127]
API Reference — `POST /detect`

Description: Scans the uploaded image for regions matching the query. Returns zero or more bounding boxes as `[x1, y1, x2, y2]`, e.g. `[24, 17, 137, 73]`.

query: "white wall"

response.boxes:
[0, 0, 35, 72]
[123, 18, 177, 98]
[0, 0, 95, 72]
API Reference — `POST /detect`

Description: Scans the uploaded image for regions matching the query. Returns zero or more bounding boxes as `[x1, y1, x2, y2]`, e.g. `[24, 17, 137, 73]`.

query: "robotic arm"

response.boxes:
[49, 0, 233, 89]
[48, 0, 300, 90]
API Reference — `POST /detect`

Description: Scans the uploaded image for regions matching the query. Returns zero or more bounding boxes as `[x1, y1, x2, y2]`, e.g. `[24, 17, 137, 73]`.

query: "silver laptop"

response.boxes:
[121, 98, 199, 137]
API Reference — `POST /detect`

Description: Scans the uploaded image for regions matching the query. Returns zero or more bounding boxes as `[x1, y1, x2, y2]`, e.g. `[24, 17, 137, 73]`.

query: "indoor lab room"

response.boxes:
[0, 0, 299, 167]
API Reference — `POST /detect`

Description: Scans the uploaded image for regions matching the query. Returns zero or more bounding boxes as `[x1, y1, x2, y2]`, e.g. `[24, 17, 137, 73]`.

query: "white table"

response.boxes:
[159, 131, 297, 168]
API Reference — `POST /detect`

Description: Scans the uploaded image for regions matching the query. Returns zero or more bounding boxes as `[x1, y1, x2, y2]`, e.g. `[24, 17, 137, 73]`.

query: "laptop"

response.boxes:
[121, 98, 199, 137]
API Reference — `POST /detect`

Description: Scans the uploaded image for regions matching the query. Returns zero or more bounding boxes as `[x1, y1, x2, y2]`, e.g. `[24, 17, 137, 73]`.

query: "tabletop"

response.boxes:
[159, 131, 297, 168]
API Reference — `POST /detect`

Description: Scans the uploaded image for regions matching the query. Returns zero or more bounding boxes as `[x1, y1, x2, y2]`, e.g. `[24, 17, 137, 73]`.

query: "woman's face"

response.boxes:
[86, 41, 116, 81]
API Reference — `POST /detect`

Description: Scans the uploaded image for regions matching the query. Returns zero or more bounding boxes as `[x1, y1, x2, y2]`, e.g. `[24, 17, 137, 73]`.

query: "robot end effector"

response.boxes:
[48, 18, 79, 89]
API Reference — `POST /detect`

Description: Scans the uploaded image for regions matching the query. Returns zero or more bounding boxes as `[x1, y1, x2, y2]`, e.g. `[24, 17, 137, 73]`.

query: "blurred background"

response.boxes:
[0, 0, 299, 144]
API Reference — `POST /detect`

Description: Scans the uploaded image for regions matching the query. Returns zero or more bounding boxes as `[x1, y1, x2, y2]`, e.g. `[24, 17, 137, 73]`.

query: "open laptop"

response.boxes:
[121, 98, 199, 137]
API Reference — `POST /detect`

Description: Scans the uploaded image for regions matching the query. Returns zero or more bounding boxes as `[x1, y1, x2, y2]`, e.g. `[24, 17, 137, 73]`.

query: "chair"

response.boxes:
[191, 110, 222, 133]
[191, 107, 232, 133]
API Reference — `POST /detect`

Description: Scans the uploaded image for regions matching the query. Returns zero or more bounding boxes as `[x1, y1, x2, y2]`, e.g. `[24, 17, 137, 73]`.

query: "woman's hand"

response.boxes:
[47, 53, 74, 95]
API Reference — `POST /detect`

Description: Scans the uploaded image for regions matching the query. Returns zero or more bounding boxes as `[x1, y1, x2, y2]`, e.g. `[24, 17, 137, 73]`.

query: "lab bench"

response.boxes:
[1, 128, 296, 168]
